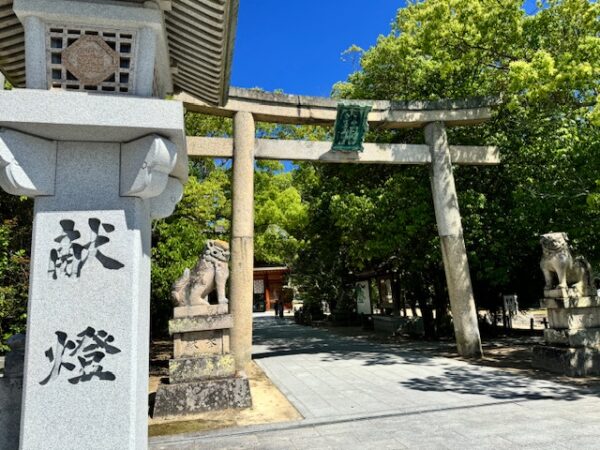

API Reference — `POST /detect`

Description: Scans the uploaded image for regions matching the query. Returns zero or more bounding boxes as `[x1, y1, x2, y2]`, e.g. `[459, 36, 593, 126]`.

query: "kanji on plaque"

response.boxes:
[40, 327, 121, 385]
[331, 104, 371, 152]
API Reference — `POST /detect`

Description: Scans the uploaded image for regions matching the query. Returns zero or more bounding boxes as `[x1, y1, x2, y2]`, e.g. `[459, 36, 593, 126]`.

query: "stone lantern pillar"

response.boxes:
[0, 1, 187, 448]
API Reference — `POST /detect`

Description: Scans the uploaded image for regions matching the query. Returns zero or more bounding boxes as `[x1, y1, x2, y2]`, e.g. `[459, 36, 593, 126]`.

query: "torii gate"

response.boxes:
[177, 87, 500, 365]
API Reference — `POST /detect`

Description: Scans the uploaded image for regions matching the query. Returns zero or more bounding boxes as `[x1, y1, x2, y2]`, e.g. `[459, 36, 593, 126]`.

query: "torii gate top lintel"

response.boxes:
[180, 87, 500, 166]
[177, 87, 497, 129]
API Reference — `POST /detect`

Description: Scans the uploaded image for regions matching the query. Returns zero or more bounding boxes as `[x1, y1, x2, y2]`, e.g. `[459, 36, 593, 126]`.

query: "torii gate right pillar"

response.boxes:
[425, 122, 483, 358]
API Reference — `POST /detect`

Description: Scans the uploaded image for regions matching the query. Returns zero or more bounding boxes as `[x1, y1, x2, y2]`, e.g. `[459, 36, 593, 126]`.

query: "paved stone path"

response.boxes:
[151, 316, 600, 449]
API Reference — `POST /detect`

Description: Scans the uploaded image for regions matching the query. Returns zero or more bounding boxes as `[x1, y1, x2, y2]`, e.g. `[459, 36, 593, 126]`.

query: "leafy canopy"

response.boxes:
[294, 0, 599, 322]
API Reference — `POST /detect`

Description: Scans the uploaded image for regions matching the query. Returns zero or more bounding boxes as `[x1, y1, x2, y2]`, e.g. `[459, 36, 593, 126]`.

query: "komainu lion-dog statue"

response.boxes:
[540, 232, 593, 295]
[171, 240, 230, 306]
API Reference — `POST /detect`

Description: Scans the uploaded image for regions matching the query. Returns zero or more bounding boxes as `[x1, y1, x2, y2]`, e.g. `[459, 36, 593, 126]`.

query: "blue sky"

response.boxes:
[231, 0, 540, 97]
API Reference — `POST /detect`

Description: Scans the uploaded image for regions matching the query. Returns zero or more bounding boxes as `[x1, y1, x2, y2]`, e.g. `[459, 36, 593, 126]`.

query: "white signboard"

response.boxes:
[503, 295, 518, 316]
[254, 279, 265, 294]
[355, 281, 372, 315]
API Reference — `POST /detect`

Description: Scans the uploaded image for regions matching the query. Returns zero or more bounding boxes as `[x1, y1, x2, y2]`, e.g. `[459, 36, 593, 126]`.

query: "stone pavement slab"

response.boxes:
[151, 316, 600, 449]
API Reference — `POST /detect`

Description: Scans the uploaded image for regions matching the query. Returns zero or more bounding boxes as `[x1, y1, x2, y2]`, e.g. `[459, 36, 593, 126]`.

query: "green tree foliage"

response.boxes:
[0, 75, 29, 351]
[247, 118, 326, 268]
[296, 0, 599, 334]
[0, 195, 32, 352]
[254, 160, 308, 265]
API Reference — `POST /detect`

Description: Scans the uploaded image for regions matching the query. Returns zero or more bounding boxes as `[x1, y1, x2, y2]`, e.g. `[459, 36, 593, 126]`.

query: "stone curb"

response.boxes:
[149, 398, 517, 447]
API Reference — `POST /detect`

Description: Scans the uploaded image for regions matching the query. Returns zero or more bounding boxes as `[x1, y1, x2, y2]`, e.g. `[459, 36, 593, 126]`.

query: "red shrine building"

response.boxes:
[253, 266, 290, 312]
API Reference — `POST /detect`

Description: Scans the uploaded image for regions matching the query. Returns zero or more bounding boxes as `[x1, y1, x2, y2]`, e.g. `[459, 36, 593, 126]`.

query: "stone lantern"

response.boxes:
[0, 1, 238, 448]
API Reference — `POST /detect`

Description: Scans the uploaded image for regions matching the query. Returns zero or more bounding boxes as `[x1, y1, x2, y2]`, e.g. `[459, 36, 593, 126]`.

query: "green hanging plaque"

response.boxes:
[331, 104, 371, 152]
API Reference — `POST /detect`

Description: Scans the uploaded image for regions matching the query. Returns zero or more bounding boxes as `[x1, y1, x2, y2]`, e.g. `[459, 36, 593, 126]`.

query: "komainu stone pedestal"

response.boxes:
[533, 293, 600, 376]
[153, 305, 252, 418]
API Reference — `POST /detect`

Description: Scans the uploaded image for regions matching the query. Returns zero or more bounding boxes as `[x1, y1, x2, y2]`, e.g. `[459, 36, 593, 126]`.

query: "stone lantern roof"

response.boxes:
[0, 0, 238, 105]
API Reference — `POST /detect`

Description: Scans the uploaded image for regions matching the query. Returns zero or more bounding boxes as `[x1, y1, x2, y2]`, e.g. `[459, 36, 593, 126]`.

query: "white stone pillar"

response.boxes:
[0, 125, 183, 449]
[230, 111, 255, 371]
[425, 122, 483, 358]
[0, 72, 5, 90]
[135, 27, 157, 97]
[22, 15, 46, 89]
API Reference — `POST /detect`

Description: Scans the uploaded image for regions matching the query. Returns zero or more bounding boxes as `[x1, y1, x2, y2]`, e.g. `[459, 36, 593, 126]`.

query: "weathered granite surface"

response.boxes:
[543, 288, 584, 299]
[171, 240, 230, 306]
[541, 296, 600, 309]
[173, 329, 230, 358]
[18, 141, 160, 450]
[173, 304, 228, 318]
[539, 233, 594, 295]
[426, 122, 482, 358]
[544, 328, 600, 348]
[169, 314, 233, 334]
[547, 306, 600, 329]
[154, 289, 252, 417]
[153, 374, 252, 419]
[228, 111, 256, 371]
[532, 345, 600, 377]
[533, 235, 600, 376]
[533, 302, 600, 377]
[168, 354, 235, 383]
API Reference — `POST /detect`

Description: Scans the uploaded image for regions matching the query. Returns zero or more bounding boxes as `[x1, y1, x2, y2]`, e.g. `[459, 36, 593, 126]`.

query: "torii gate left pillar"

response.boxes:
[229, 111, 256, 371]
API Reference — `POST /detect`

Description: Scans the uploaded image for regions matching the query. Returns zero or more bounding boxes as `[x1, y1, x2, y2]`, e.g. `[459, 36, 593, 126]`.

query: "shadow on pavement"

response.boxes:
[399, 365, 595, 401]
[253, 316, 435, 366]
[253, 316, 600, 403]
